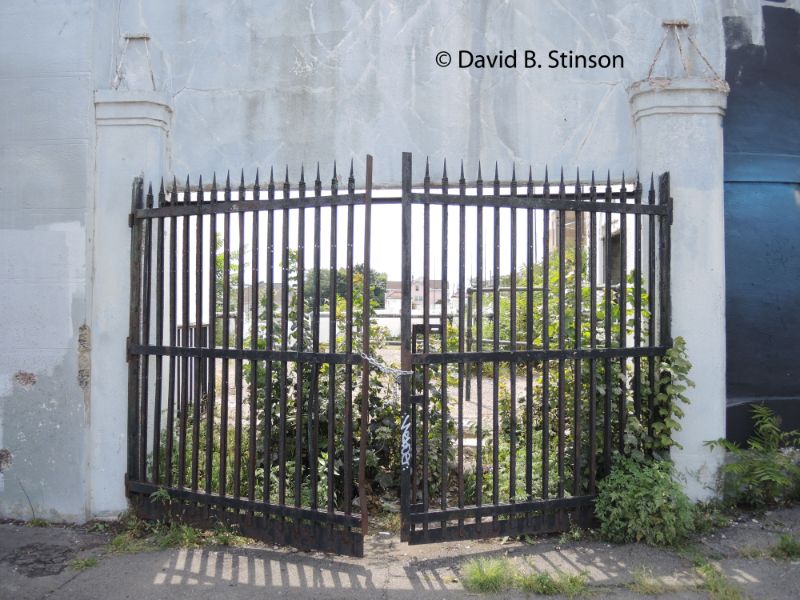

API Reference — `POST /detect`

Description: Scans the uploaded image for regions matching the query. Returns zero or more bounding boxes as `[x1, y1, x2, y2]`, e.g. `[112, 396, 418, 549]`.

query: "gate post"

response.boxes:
[629, 76, 729, 501]
[399, 152, 413, 541]
[89, 38, 172, 516]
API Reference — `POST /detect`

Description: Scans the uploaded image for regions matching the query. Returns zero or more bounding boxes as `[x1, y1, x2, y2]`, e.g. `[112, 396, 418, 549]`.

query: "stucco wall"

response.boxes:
[0, 0, 94, 520]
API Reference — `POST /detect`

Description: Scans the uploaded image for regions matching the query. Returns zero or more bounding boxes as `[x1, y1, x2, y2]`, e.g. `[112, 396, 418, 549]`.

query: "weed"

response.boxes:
[156, 523, 204, 549]
[208, 522, 248, 547]
[69, 557, 99, 571]
[28, 518, 48, 527]
[108, 532, 157, 553]
[769, 534, 800, 560]
[696, 563, 745, 600]
[693, 501, 731, 534]
[149, 488, 171, 506]
[86, 521, 110, 534]
[516, 569, 588, 597]
[460, 557, 513, 593]
[628, 567, 679, 595]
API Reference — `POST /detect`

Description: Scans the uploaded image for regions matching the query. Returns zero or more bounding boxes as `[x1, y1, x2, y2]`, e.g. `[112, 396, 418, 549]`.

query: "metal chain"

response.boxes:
[358, 352, 413, 382]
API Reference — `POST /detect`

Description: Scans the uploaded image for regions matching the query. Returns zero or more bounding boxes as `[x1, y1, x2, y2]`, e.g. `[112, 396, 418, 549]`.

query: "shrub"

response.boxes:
[595, 457, 694, 546]
[706, 404, 800, 507]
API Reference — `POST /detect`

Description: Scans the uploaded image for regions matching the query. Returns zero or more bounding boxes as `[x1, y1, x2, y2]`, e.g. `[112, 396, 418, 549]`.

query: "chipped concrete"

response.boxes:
[77, 325, 90, 391]
[12, 372, 36, 391]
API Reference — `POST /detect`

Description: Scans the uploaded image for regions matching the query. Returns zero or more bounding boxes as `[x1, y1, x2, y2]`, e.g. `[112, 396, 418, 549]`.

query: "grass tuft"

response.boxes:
[696, 563, 745, 600]
[769, 534, 800, 560]
[628, 567, 680, 595]
[461, 557, 513, 593]
[28, 518, 48, 527]
[515, 569, 588, 597]
[69, 557, 99, 571]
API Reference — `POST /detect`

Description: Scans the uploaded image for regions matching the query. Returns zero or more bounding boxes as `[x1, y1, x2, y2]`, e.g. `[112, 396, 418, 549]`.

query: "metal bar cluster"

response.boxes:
[126, 158, 375, 557]
[399, 154, 672, 544]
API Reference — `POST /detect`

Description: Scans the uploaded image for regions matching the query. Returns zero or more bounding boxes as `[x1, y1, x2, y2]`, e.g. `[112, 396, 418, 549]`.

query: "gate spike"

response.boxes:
[494, 161, 499, 184]
[511, 163, 516, 184]
[255, 168, 260, 187]
[158, 178, 166, 207]
[349, 158, 354, 181]
[477, 161, 482, 183]
[544, 166, 550, 194]
[269, 166, 275, 189]
[590, 170, 596, 190]
[527, 166, 533, 195]
[184, 175, 191, 205]
[315, 162, 321, 185]
[459, 160, 465, 184]
[146, 182, 154, 208]
[347, 158, 355, 192]
[300, 164, 305, 185]
[240, 168, 245, 190]
[442, 158, 447, 181]
[285, 165, 290, 185]
[315, 162, 322, 195]
[424, 156, 430, 180]
[225, 170, 231, 201]
[198, 176, 204, 204]
[575, 169, 581, 199]
[211, 172, 218, 203]
[172, 175, 178, 204]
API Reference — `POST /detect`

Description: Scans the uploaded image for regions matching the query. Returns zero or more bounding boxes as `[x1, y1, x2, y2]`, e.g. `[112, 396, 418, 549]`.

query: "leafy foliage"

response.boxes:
[706, 405, 800, 507]
[595, 456, 695, 546]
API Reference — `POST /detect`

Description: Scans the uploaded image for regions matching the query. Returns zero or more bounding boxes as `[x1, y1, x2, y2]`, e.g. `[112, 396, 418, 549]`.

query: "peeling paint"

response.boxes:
[77, 324, 91, 390]
[13, 371, 37, 391]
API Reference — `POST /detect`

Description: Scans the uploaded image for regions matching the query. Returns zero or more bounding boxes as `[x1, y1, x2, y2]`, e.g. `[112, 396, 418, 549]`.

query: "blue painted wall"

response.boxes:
[723, 4, 800, 442]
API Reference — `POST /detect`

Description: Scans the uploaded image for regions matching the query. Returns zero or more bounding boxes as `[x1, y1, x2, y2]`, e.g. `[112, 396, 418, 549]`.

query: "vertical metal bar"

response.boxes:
[618, 175, 628, 453]
[139, 184, 153, 482]
[294, 168, 306, 509]
[509, 166, 518, 503]
[557, 171, 566, 499]
[344, 162, 355, 516]
[647, 176, 657, 440]
[234, 172, 246, 499]
[264, 169, 276, 502]
[179, 177, 191, 489]
[152, 181, 166, 484]
[658, 173, 672, 345]
[279, 168, 291, 506]
[166, 179, 178, 487]
[475, 163, 484, 514]
[327, 164, 339, 519]
[127, 178, 144, 483]
[219, 173, 231, 496]
[491, 164, 500, 510]
[542, 169, 551, 499]
[310, 165, 322, 510]
[422, 159, 431, 530]
[573, 171, 583, 497]
[457, 162, 466, 530]
[191, 178, 204, 492]
[206, 175, 217, 495]
[359, 154, 373, 534]
[439, 159, 448, 521]
[525, 167, 534, 501]
[603, 173, 613, 474]
[633, 177, 643, 418]
[249, 172, 260, 504]
[400, 152, 412, 541]
[588, 173, 598, 494]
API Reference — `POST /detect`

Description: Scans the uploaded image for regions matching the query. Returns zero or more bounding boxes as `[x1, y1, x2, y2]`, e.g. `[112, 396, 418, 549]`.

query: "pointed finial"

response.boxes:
[332, 160, 337, 179]
[494, 161, 499, 182]
[211, 172, 217, 190]
[460, 160, 465, 181]
[225, 170, 231, 189]
[511, 163, 516, 183]
[442, 158, 447, 180]
[255, 168, 260, 187]
[239, 168, 245, 189]
[300, 164, 305, 184]
[348, 158, 354, 181]
[315, 162, 321, 183]
[146, 182, 154, 208]
[477, 161, 482, 181]
[544, 166, 549, 185]
[528, 166, 533, 184]
[269, 166, 274, 187]
[424, 156, 430, 179]
[198, 175, 204, 197]
[284, 165, 290, 186]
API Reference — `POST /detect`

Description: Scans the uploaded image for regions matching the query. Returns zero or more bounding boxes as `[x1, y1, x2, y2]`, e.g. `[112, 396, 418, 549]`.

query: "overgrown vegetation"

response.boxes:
[460, 557, 512, 593]
[628, 567, 681, 595]
[707, 404, 800, 508]
[515, 569, 588, 597]
[69, 557, 99, 571]
[595, 456, 695, 546]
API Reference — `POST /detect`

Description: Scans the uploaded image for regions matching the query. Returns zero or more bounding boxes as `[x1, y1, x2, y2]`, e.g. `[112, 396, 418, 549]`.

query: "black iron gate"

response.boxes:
[398, 152, 672, 544]
[127, 157, 375, 556]
[127, 152, 672, 556]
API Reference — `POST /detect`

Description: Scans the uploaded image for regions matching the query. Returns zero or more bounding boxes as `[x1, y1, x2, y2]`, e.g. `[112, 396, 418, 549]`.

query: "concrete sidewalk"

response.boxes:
[1, 507, 799, 599]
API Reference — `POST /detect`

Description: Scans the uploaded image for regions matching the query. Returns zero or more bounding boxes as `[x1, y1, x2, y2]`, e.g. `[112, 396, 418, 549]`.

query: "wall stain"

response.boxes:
[77, 324, 91, 390]
[13, 371, 36, 391]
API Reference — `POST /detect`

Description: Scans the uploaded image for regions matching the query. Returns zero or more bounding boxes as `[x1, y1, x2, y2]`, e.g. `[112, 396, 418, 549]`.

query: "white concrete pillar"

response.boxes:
[89, 89, 171, 516]
[629, 78, 728, 501]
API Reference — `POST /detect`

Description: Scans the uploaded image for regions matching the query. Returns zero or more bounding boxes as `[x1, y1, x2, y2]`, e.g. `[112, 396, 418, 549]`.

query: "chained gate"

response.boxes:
[127, 153, 672, 557]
